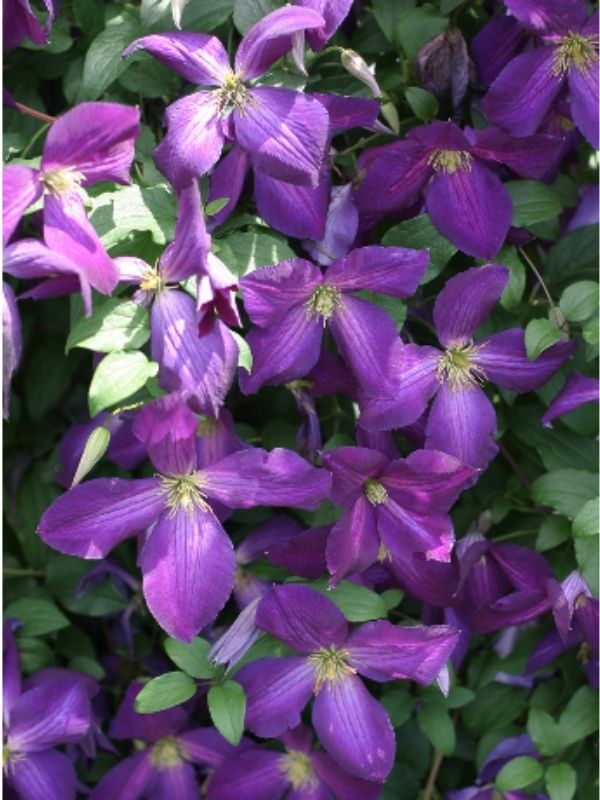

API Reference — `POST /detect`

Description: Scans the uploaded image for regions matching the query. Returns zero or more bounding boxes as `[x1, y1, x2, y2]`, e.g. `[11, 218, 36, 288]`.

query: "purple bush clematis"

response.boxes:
[354, 120, 563, 258]
[541, 370, 599, 427]
[37, 394, 331, 641]
[236, 584, 459, 782]
[239, 245, 428, 394]
[360, 265, 577, 468]
[123, 7, 331, 190]
[320, 445, 476, 585]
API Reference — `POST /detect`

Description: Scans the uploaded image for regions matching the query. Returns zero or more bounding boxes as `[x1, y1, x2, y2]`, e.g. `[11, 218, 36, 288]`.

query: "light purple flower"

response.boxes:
[541, 371, 599, 427]
[3, 0, 58, 51]
[360, 265, 577, 468]
[236, 584, 459, 781]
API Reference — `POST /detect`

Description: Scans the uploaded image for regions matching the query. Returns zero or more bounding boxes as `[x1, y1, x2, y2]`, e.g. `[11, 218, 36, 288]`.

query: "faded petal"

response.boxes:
[325, 246, 427, 297]
[569, 58, 599, 148]
[2, 165, 42, 245]
[123, 33, 230, 85]
[327, 500, 381, 586]
[9, 749, 77, 800]
[542, 371, 599, 427]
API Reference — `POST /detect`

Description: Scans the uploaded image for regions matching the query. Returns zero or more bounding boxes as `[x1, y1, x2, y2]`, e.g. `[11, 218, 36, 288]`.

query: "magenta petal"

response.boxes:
[256, 585, 348, 652]
[154, 92, 224, 188]
[425, 162, 512, 259]
[312, 674, 395, 782]
[235, 87, 328, 187]
[477, 329, 577, 392]
[235, 6, 325, 79]
[132, 394, 198, 475]
[426, 384, 498, 470]
[207, 748, 288, 800]
[110, 683, 187, 743]
[160, 181, 211, 283]
[123, 33, 230, 85]
[347, 621, 459, 684]
[2, 165, 42, 245]
[481, 47, 563, 136]
[568, 60, 599, 148]
[254, 165, 329, 240]
[433, 265, 509, 347]
[140, 507, 235, 641]
[236, 656, 315, 737]
[327, 500, 380, 586]
[326, 245, 428, 297]
[241, 259, 322, 327]
[89, 751, 153, 800]
[8, 682, 90, 752]
[321, 447, 389, 507]
[542, 371, 599, 426]
[203, 448, 331, 510]
[9, 749, 77, 800]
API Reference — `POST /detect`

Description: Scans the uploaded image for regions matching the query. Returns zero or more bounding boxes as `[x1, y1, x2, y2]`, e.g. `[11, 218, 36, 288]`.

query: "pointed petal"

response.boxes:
[37, 477, 163, 558]
[433, 265, 509, 347]
[132, 394, 198, 475]
[160, 181, 211, 283]
[240, 259, 322, 327]
[470, 127, 565, 180]
[425, 384, 498, 470]
[177, 727, 243, 768]
[481, 47, 563, 136]
[2, 165, 42, 245]
[426, 162, 512, 259]
[3, 621, 21, 725]
[470, 590, 551, 632]
[254, 164, 330, 240]
[235, 87, 328, 187]
[207, 748, 288, 800]
[569, 60, 599, 148]
[88, 752, 154, 800]
[123, 33, 230, 85]
[267, 526, 329, 580]
[327, 500, 380, 586]
[326, 246, 428, 297]
[471, 16, 530, 88]
[9, 750, 77, 800]
[378, 500, 455, 562]
[298, 0, 352, 51]
[235, 6, 325, 79]
[236, 656, 315, 737]
[203, 447, 331, 510]
[388, 552, 458, 607]
[110, 682, 187, 743]
[312, 674, 395, 782]
[347, 621, 459, 684]
[304, 183, 359, 266]
[140, 507, 235, 641]
[321, 447, 389, 507]
[477, 328, 577, 392]
[207, 145, 250, 229]
[154, 92, 224, 188]
[313, 93, 380, 133]
[311, 750, 382, 800]
[150, 761, 199, 800]
[542, 371, 599, 426]
[8, 682, 90, 751]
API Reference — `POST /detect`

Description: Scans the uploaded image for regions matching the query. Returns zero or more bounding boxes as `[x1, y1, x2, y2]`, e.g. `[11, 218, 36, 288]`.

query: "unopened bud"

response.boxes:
[416, 28, 474, 109]
[340, 49, 382, 98]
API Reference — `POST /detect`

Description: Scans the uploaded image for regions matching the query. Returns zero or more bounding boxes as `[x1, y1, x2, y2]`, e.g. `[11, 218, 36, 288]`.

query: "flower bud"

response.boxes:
[340, 49, 382, 98]
[416, 28, 474, 109]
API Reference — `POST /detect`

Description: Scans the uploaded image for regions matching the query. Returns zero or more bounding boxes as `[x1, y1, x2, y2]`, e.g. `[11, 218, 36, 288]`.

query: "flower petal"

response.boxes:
[321, 446, 389, 507]
[9, 749, 78, 800]
[37, 477, 163, 558]
[207, 146, 250, 229]
[542, 371, 599, 427]
[313, 92, 380, 133]
[235, 87, 328, 187]
[297, 0, 352, 51]
[326, 500, 381, 586]
[207, 748, 288, 800]
[304, 183, 359, 266]
[88, 751, 154, 800]
[236, 656, 315, 737]
[312, 674, 395, 782]
[123, 33, 230, 85]
[504, 0, 589, 32]
[388, 552, 459, 607]
[160, 181, 211, 283]
[569, 59, 599, 148]
[8, 682, 90, 752]
[149, 761, 199, 800]
[378, 501, 455, 562]
[267, 526, 329, 580]
[177, 727, 244, 768]
[132, 394, 198, 475]
[140, 507, 235, 641]
[326, 245, 428, 297]
[110, 682, 187, 743]
[470, 127, 565, 180]
[311, 750, 383, 800]
[241, 258, 322, 327]
[254, 164, 330, 240]
[471, 16, 530, 88]
[2, 165, 42, 245]
[433, 265, 509, 347]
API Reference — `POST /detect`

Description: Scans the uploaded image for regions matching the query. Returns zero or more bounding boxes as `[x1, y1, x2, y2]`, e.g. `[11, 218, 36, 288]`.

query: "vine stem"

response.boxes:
[15, 103, 56, 124]
[518, 246, 556, 311]
[423, 749, 444, 800]
[4, 567, 45, 577]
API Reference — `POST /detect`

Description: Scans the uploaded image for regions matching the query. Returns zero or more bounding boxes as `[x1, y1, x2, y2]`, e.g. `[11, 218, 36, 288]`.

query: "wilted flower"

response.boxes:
[416, 28, 473, 109]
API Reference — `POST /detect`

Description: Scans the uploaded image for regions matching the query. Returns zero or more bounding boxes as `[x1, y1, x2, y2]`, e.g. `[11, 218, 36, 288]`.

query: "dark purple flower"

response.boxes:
[3, 282, 21, 420]
[360, 265, 577, 469]
[541, 371, 599, 427]
[236, 584, 459, 781]
[3, 0, 58, 51]
[37, 395, 331, 641]
[416, 28, 474, 109]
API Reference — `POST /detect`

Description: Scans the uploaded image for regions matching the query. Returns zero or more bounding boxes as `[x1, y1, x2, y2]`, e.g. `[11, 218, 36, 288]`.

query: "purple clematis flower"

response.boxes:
[89, 682, 246, 800]
[3, 623, 92, 800]
[359, 265, 577, 469]
[354, 120, 563, 258]
[320, 446, 476, 585]
[3, 0, 58, 51]
[123, 7, 331, 190]
[37, 394, 331, 641]
[239, 245, 428, 394]
[207, 723, 382, 800]
[541, 370, 600, 427]
[236, 584, 459, 781]
[3, 282, 21, 419]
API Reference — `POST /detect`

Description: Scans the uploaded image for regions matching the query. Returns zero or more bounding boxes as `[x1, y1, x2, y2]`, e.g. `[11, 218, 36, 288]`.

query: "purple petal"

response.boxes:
[479, 731, 539, 782]
[346, 621, 459, 684]
[160, 181, 211, 283]
[8, 682, 90, 751]
[207, 748, 288, 800]
[236, 656, 315, 737]
[123, 33, 230, 85]
[88, 751, 153, 800]
[569, 59, 599, 148]
[542, 371, 599, 426]
[470, 127, 565, 180]
[235, 6, 325, 79]
[481, 47, 563, 136]
[471, 16, 530, 88]
[526, 628, 573, 674]
[326, 500, 380, 586]
[254, 164, 330, 240]
[237, 515, 304, 565]
[267, 526, 329, 580]
[388, 552, 458, 607]
[9, 749, 77, 800]
[140, 507, 235, 641]
[321, 446, 389, 507]
[3, 282, 22, 420]
[110, 682, 187, 743]
[207, 145, 250, 229]
[426, 161, 512, 259]
[425, 384, 498, 470]
[203, 448, 331, 510]
[433, 265, 509, 347]
[566, 185, 599, 232]
[241, 259, 322, 327]
[3, 621, 21, 725]
[312, 674, 395, 782]
[296, 0, 352, 51]
[470, 590, 551, 632]
[37, 477, 163, 558]
[378, 501, 455, 562]
[154, 92, 224, 188]
[132, 394, 198, 475]
[234, 87, 328, 187]
[311, 750, 383, 800]
[196, 409, 250, 469]
[477, 329, 577, 392]
[2, 165, 42, 245]
[325, 246, 428, 297]
[42, 103, 140, 185]
[504, 0, 588, 32]
[304, 183, 359, 266]
[149, 760, 199, 800]
[178, 727, 243, 768]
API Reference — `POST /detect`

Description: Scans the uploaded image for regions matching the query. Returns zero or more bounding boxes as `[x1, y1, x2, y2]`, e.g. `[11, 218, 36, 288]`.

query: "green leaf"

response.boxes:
[498, 245, 526, 310]
[11, 464, 58, 567]
[372, 0, 414, 49]
[230, 331, 253, 372]
[310, 580, 388, 621]
[417, 702, 456, 755]
[573, 498, 599, 538]
[18, 637, 56, 673]
[4, 598, 69, 637]
[462, 685, 528, 736]
[80, 11, 142, 100]
[506, 180, 562, 227]
[557, 685, 599, 746]
[207, 681, 246, 745]
[524, 318, 565, 359]
[71, 426, 111, 486]
[135, 672, 197, 713]
[405, 86, 439, 121]
[182, 0, 234, 31]
[546, 764, 577, 800]
[67, 297, 150, 354]
[536, 516, 571, 552]
[90, 185, 177, 249]
[546, 226, 599, 286]
[88, 351, 159, 416]
[531, 469, 598, 518]
[380, 688, 413, 727]
[527, 706, 563, 756]
[205, 197, 230, 216]
[495, 756, 544, 792]
[233, 0, 282, 34]
[395, 5, 448, 61]
[164, 637, 217, 679]
[46, 555, 130, 617]
[382, 214, 457, 283]
[69, 655, 106, 680]
[559, 281, 599, 322]
[445, 687, 475, 709]
[574, 535, 599, 597]
[118, 55, 181, 99]
[219, 230, 295, 278]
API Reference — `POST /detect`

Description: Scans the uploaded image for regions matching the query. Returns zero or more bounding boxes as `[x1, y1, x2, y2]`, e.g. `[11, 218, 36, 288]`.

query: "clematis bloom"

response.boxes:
[541, 370, 599, 427]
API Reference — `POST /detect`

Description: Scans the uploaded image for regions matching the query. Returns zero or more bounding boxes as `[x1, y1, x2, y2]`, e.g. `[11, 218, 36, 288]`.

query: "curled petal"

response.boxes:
[304, 183, 359, 266]
[2, 165, 42, 245]
[160, 180, 211, 283]
[542, 371, 599, 427]
[123, 33, 230, 85]
[207, 146, 250, 229]
[295, 0, 352, 51]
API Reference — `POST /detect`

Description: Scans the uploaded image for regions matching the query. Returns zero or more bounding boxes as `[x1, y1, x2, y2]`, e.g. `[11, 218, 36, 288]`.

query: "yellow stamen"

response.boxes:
[196, 415, 219, 436]
[139, 266, 164, 294]
[428, 150, 472, 174]
[364, 478, 388, 506]
[280, 750, 319, 791]
[215, 71, 252, 117]
[305, 284, 342, 322]
[308, 645, 356, 692]
[2, 746, 25, 775]
[41, 167, 84, 196]
[159, 472, 210, 516]
[577, 641, 592, 665]
[149, 736, 187, 769]
[377, 541, 392, 562]
[551, 33, 599, 78]
[436, 341, 487, 391]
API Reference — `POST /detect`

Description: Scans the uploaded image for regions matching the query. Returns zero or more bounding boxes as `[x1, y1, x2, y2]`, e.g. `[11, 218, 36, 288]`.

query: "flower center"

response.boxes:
[428, 150, 472, 174]
[309, 645, 356, 692]
[215, 71, 251, 117]
[41, 167, 84, 196]
[364, 478, 388, 506]
[139, 266, 164, 294]
[575, 593, 589, 609]
[436, 341, 487, 390]
[577, 641, 592, 664]
[280, 750, 319, 791]
[551, 33, 599, 78]
[196, 415, 219, 436]
[377, 541, 392, 562]
[159, 472, 209, 515]
[149, 736, 187, 769]
[2, 745, 25, 775]
[305, 285, 342, 322]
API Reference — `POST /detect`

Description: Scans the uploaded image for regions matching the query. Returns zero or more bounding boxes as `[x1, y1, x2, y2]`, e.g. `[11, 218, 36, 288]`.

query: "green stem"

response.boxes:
[15, 103, 55, 124]
[336, 132, 386, 157]
[20, 122, 51, 159]
[492, 529, 538, 542]
[518, 247, 556, 311]
[4, 567, 45, 577]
